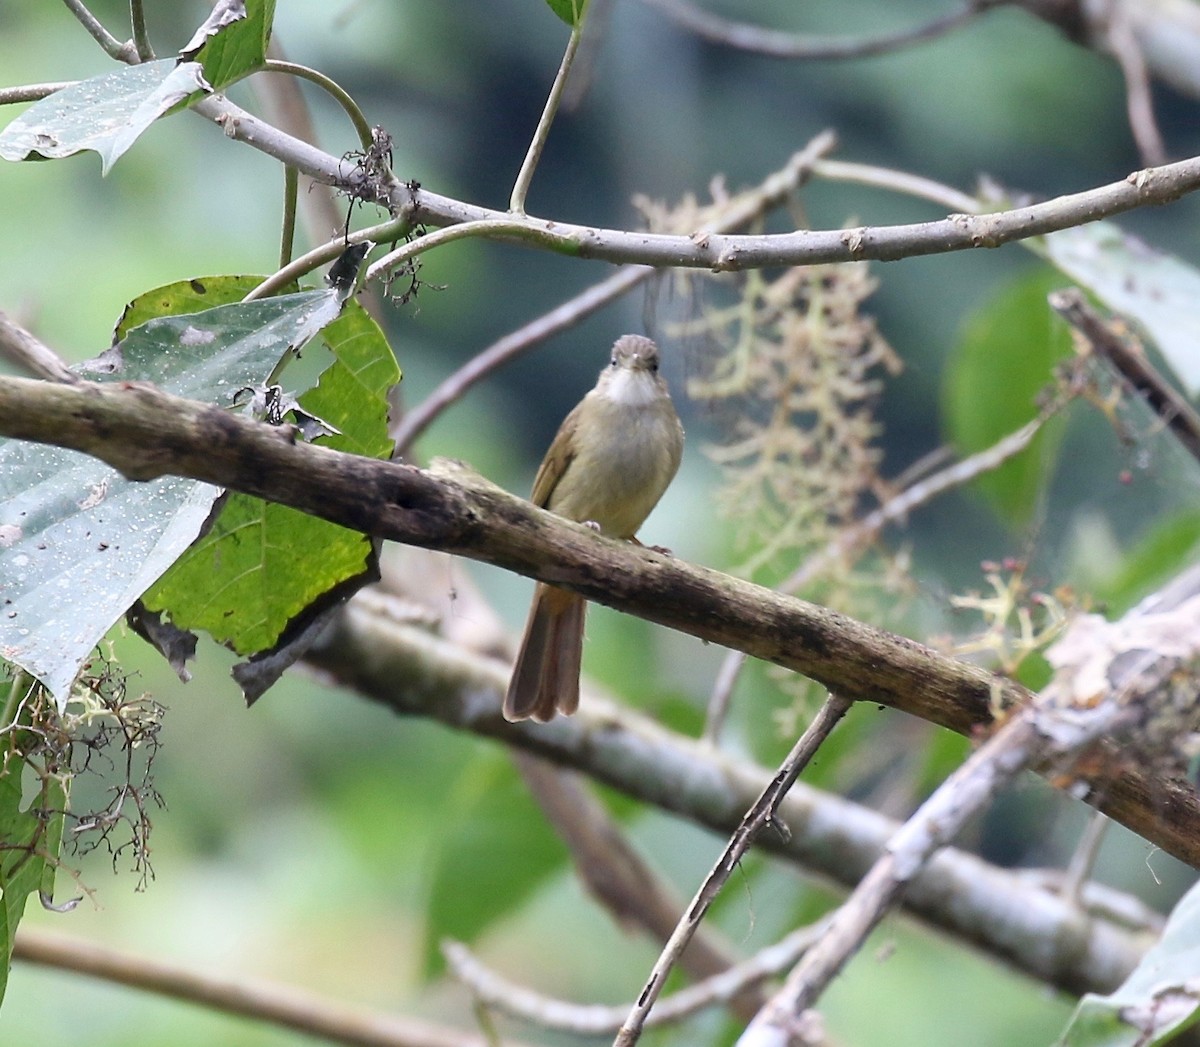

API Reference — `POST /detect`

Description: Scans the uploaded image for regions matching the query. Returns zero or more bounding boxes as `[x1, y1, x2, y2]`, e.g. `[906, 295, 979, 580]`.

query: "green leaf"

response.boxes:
[943, 268, 1073, 527]
[0, 59, 209, 174]
[181, 0, 277, 91]
[1097, 509, 1200, 615]
[543, 0, 589, 27]
[421, 754, 566, 976]
[1044, 222, 1200, 398]
[140, 299, 399, 656]
[1056, 879, 1200, 1046]
[113, 274, 277, 341]
[0, 284, 347, 704]
[0, 694, 66, 1007]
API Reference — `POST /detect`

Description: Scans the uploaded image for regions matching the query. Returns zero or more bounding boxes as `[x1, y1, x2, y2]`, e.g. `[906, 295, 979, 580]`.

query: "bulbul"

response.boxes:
[503, 334, 684, 722]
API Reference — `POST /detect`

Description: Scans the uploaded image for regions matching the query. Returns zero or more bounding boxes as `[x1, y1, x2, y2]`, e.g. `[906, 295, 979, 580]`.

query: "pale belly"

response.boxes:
[548, 404, 681, 538]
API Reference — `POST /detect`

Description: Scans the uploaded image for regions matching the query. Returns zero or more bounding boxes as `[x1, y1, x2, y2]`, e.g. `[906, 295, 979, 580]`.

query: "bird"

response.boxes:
[503, 334, 684, 722]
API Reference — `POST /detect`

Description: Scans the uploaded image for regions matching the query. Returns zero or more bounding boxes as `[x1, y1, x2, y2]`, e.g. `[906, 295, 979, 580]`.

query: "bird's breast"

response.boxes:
[547, 392, 682, 538]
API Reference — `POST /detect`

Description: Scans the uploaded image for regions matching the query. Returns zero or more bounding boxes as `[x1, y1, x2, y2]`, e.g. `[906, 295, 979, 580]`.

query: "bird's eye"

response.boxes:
[648, 359, 659, 373]
[610, 356, 618, 366]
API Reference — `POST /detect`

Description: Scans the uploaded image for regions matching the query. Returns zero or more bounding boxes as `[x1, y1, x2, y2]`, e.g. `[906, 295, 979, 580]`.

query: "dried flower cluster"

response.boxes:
[640, 182, 900, 576]
[1, 655, 164, 898]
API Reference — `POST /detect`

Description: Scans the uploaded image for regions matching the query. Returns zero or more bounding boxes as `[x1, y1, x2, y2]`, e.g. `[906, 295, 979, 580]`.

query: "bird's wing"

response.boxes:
[530, 399, 583, 508]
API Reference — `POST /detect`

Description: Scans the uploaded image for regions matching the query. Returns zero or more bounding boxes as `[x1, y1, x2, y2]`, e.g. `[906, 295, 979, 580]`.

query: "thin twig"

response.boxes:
[511, 753, 755, 1009]
[1103, 4, 1168, 166]
[810, 158, 981, 213]
[780, 416, 1060, 595]
[0, 82, 76, 106]
[254, 39, 352, 255]
[443, 920, 827, 1036]
[242, 214, 406, 301]
[738, 573, 1200, 1039]
[614, 694, 853, 1047]
[700, 649, 748, 744]
[1050, 288, 1200, 465]
[392, 267, 650, 455]
[365, 220, 546, 285]
[510, 25, 583, 214]
[737, 694, 1136, 1040]
[184, 93, 1200, 272]
[280, 165, 299, 270]
[0, 311, 79, 384]
[61, 0, 137, 62]
[703, 406, 1065, 741]
[1060, 812, 1111, 906]
[14, 928, 531, 1047]
[259, 60, 374, 151]
[638, 0, 999, 60]
[129, 0, 154, 62]
[392, 132, 839, 454]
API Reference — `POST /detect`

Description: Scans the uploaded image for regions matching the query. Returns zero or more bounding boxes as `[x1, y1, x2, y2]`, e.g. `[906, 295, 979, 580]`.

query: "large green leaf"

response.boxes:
[0, 284, 346, 704]
[1056, 879, 1200, 1046]
[0, 59, 209, 174]
[140, 295, 398, 657]
[181, 0, 277, 91]
[943, 268, 1073, 527]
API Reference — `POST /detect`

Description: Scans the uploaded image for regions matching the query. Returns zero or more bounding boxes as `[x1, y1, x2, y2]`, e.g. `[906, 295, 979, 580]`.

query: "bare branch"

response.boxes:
[2, 372, 1198, 868]
[392, 266, 649, 454]
[638, 0, 998, 60]
[1103, 4, 1168, 165]
[510, 25, 583, 214]
[0, 82, 76, 105]
[705, 403, 1068, 741]
[61, 0, 138, 63]
[253, 40, 349, 253]
[739, 569, 1200, 1035]
[14, 927, 533, 1047]
[511, 753, 756, 1008]
[0, 373, 1030, 737]
[129, 0, 153, 62]
[188, 95, 1200, 272]
[258, 60, 374, 151]
[311, 590, 1157, 994]
[1057, 0, 1200, 102]
[810, 158, 981, 212]
[443, 920, 827, 1035]
[737, 708, 1096, 1038]
[1050, 288, 1200, 465]
[0, 311, 79, 384]
[615, 694, 852, 1047]
[392, 132, 840, 454]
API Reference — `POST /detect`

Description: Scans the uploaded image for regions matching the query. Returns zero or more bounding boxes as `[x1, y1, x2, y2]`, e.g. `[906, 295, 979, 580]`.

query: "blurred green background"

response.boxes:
[3, 1, 1200, 1045]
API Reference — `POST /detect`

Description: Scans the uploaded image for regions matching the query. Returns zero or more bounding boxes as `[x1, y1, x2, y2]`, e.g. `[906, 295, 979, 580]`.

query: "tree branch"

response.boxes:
[1, 372, 1198, 869]
[615, 694, 852, 1047]
[0, 373, 1024, 731]
[14, 927, 531, 1047]
[307, 590, 1156, 996]
[391, 132, 840, 454]
[443, 920, 828, 1035]
[187, 95, 1200, 272]
[638, 0, 997, 60]
[739, 568, 1200, 1036]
